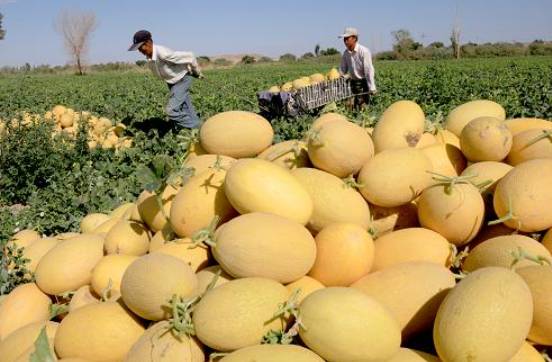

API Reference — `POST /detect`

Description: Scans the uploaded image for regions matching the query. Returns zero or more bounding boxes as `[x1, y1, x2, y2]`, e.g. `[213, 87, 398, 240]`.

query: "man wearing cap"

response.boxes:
[339, 27, 376, 111]
[129, 30, 202, 130]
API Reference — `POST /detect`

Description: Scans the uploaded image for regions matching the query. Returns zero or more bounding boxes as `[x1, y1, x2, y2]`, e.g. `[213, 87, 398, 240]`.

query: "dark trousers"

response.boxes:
[350, 79, 371, 111]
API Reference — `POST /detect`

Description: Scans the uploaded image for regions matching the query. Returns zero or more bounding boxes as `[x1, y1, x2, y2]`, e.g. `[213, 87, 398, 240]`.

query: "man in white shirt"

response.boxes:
[339, 27, 376, 111]
[129, 30, 202, 130]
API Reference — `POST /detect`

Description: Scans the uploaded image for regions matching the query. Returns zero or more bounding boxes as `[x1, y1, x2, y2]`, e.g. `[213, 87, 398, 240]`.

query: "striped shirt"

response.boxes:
[340, 43, 376, 91]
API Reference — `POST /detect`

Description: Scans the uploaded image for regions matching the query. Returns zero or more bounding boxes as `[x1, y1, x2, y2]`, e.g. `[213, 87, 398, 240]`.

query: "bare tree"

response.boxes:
[55, 9, 97, 75]
[0, 13, 6, 40]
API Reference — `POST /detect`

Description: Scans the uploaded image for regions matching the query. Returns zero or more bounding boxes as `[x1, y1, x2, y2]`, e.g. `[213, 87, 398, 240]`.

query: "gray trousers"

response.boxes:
[166, 75, 200, 129]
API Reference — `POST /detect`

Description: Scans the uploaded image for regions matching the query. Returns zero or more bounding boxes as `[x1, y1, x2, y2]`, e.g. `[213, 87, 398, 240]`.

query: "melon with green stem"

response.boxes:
[358, 148, 433, 208]
[417, 174, 485, 246]
[493, 158, 552, 232]
[307, 119, 374, 178]
[291, 167, 371, 232]
[507, 128, 552, 166]
[463, 234, 551, 272]
[192, 277, 289, 352]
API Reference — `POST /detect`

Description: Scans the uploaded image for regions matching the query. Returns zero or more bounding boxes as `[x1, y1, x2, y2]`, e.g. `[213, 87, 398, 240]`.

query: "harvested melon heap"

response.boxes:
[2, 102, 552, 362]
[269, 67, 341, 93]
[0, 105, 132, 150]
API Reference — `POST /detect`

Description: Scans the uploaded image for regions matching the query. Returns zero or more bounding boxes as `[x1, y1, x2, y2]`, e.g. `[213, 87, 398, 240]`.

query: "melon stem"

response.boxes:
[510, 247, 552, 268]
[524, 129, 552, 149]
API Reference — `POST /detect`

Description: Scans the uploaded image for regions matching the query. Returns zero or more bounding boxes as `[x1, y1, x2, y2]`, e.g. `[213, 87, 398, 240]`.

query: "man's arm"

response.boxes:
[362, 47, 376, 92]
[160, 47, 196, 65]
[339, 54, 348, 75]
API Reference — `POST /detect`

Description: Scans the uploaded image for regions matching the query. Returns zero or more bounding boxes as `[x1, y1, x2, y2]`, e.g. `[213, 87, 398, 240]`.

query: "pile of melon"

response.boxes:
[269, 67, 341, 93]
[0, 105, 132, 150]
[2, 103, 552, 361]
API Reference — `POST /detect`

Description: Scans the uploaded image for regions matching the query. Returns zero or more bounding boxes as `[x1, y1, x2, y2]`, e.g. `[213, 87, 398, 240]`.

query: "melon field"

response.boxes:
[1, 56, 552, 361]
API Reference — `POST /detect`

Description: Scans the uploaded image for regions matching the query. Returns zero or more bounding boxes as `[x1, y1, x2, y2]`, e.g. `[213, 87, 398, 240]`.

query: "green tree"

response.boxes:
[301, 52, 315, 59]
[429, 41, 445, 48]
[320, 48, 340, 56]
[241, 55, 256, 64]
[279, 53, 297, 62]
[135, 60, 146, 67]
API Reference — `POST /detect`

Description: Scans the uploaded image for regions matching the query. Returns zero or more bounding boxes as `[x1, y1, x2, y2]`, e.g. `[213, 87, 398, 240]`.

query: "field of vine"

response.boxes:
[1, 56, 552, 361]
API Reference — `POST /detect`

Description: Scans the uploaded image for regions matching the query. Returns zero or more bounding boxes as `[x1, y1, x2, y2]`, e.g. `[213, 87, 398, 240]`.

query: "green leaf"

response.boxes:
[29, 327, 55, 362]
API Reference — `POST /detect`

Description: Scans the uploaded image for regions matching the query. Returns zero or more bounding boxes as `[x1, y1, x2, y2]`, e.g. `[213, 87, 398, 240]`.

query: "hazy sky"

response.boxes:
[0, 0, 551, 67]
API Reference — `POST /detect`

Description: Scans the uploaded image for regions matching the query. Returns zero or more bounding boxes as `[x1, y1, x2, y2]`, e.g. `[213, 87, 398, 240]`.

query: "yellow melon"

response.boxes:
[418, 182, 485, 246]
[54, 302, 145, 361]
[0, 321, 58, 362]
[104, 220, 150, 256]
[352, 262, 455, 339]
[195, 265, 233, 294]
[445, 100, 506, 136]
[91, 254, 138, 296]
[220, 344, 325, 361]
[507, 128, 552, 166]
[372, 100, 426, 152]
[299, 287, 401, 362]
[68, 285, 100, 312]
[258, 140, 311, 170]
[505, 117, 552, 136]
[0, 284, 51, 340]
[192, 277, 289, 352]
[184, 154, 237, 175]
[170, 168, 237, 238]
[212, 212, 316, 283]
[434, 267, 533, 362]
[152, 239, 211, 272]
[373, 228, 452, 271]
[285, 276, 325, 304]
[463, 234, 551, 272]
[35, 234, 104, 295]
[136, 185, 179, 233]
[369, 202, 419, 238]
[460, 161, 513, 193]
[421, 143, 466, 178]
[309, 223, 374, 286]
[120, 254, 198, 321]
[307, 119, 374, 177]
[291, 167, 371, 232]
[460, 116, 512, 162]
[125, 320, 204, 362]
[22, 237, 59, 273]
[200, 111, 273, 158]
[358, 148, 433, 207]
[224, 158, 313, 224]
[494, 159, 552, 232]
[516, 265, 552, 346]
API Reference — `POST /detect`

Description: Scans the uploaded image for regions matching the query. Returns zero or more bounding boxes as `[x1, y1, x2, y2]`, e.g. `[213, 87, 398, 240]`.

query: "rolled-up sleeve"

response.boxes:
[362, 47, 376, 91]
